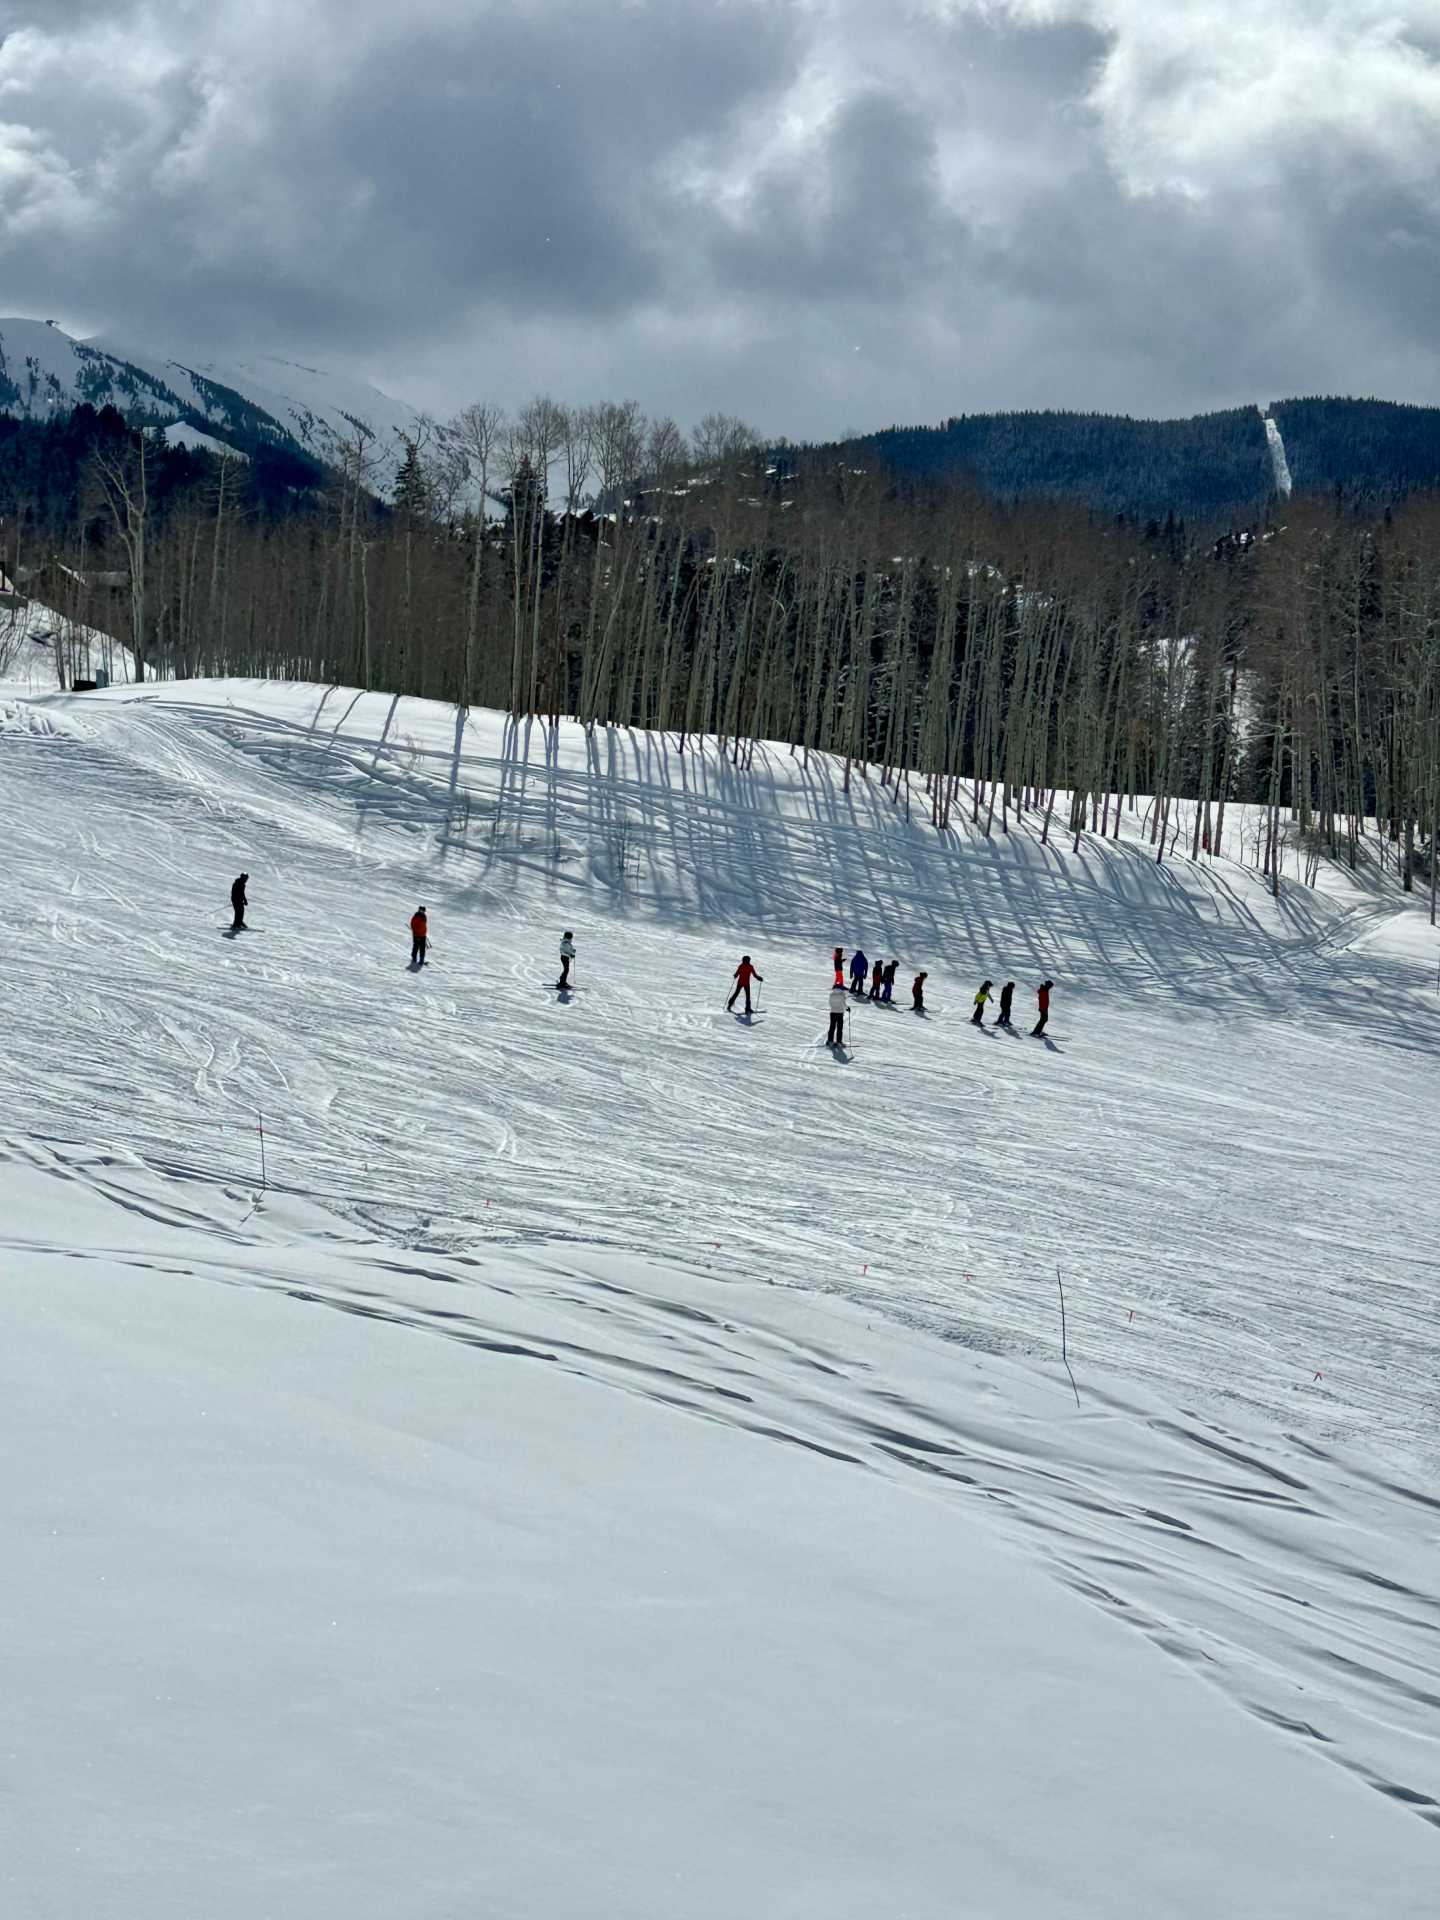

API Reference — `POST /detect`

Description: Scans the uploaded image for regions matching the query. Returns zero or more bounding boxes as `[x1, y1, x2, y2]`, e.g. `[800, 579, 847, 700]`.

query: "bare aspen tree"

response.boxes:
[91, 433, 150, 680]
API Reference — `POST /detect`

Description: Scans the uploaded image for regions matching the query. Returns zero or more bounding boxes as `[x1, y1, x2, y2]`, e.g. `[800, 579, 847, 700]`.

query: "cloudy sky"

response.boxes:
[2, 1, 1438, 439]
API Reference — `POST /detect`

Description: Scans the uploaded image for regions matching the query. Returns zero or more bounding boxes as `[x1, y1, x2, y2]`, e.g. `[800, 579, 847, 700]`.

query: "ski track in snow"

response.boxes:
[2, 678, 1439, 1832]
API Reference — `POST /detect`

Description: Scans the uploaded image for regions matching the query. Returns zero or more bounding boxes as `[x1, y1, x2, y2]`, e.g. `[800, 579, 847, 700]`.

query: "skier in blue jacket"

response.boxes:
[849, 948, 869, 995]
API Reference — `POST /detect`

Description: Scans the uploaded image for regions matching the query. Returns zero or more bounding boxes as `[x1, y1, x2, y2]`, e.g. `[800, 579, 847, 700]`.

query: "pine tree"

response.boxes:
[393, 439, 430, 523]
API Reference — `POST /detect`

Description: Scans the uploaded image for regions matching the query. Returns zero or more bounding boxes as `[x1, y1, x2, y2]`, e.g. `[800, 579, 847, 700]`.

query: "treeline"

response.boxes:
[1271, 398, 1440, 503]
[0, 404, 326, 529]
[7, 401, 1440, 912]
[849, 406, 1275, 521]
[834, 396, 1440, 523]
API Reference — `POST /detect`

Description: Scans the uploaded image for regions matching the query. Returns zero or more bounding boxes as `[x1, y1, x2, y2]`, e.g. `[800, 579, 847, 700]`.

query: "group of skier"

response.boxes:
[971, 977, 1053, 1035]
[229, 876, 1053, 1047]
[833, 946, 910, 1004]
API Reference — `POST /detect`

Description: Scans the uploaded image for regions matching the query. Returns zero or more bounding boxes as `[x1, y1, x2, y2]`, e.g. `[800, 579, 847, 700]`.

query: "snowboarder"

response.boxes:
[912, 970, 928, 1011]
[728, 955, 763, 1015]
[881, 960, 899, 1003]
[1031, 980, 1053, 1037]
[229, 872, 248, 932]
[409, 906, 428, 967]
[971, 979, 993, 1026]
[557, 930, 576, 989]
[832, 946, 845, 987]
[868, 958, 885, 1001]
[826, 983, 848, 1048]
[997, 980, 1015, 1027]
[849, 948, 869, 995]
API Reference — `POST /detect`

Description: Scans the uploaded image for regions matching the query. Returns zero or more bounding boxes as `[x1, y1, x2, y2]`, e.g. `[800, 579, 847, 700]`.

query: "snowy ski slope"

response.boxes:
[2, 670, 1438, 1915]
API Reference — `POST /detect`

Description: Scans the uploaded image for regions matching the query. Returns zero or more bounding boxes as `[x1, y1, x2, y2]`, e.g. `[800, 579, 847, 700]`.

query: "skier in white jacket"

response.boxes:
[557, 931, 576, 990]
[826, 984, 848, 1048]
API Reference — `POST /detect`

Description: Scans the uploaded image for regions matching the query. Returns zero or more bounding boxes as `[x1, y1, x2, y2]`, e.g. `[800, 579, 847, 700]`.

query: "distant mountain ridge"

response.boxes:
[6, 313, 1440, 521]
[832, 396, 1440, 522]
[0, 318, 424, 494]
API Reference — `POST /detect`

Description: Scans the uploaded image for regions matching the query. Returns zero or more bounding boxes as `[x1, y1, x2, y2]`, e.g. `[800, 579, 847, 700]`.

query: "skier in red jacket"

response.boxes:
[1031, 979, 1053, 1036]
[409, 907, 428, 967]
[727, 955, 763, 1015]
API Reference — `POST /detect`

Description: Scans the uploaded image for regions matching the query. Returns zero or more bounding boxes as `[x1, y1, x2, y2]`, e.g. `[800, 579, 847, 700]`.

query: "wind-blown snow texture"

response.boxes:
[2, 671, 1437, 1917]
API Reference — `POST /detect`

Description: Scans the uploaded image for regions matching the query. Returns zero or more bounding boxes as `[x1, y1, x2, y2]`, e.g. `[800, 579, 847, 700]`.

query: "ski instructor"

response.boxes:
[826, 982, 847, 1048]
[229, 872, 248, 932]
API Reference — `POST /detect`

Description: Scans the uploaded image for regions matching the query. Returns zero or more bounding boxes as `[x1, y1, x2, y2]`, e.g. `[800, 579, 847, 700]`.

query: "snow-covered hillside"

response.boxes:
[2, 674, 1437, 1916]
[0, 317, 423, 491]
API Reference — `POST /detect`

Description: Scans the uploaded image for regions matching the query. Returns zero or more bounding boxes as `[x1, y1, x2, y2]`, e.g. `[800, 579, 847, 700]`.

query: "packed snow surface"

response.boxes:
[2, 673, 1437, 1917]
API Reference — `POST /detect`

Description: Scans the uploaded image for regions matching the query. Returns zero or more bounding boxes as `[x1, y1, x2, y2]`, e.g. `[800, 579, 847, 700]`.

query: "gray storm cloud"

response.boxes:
[0, 0, 1437, 435]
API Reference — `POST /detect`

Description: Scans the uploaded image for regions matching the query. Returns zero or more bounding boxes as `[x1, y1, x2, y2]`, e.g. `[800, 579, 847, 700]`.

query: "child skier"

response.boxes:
[832, 946, 845, 986]
[912, 971, 928, 1011]
[881, 960, 899, 1003]
[997, 980, 1015, 1027]
[869, 958, 885, 1001]
[972, 979, 993, 1026]
[409, 906, 428, 967]
[849, 948, 869, 995]
[557, 931, 576, 989]
[728, 955, 764, 1014]
[827, 983, 848, 1048]
[1031, 980, 1053, 1036]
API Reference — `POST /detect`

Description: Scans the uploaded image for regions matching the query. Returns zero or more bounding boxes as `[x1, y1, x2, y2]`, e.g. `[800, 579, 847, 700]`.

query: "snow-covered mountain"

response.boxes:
[0, 317, 424, 493]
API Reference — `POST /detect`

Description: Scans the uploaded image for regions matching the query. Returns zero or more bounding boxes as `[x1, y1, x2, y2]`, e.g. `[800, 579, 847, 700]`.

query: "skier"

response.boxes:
[557, 930, 576, 989]
[868, 957, 884, 1001]
[832, 946, 845, 987]
[229, 871, 248, 932]
[1031, 980, 1054, 1037]
[971, 979, 993, 1026]
[826, 983, 848, 1048]
[728, 955, 764, 1015]
[409, 906, 428, 967]
[881, 959, 899, 1003]
[912, 970, 928, 1012]
[996, 980, 1015, 1027]
[849, 948, 869, 995]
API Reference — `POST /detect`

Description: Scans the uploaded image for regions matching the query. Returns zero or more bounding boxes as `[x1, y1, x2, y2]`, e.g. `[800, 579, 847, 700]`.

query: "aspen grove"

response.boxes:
[9, 399, 1440, 914]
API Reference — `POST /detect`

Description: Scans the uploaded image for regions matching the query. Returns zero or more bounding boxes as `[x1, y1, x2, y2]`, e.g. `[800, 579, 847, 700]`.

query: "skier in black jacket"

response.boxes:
[997, 981, 1016, 1027]
[230, 872, 248, 932]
